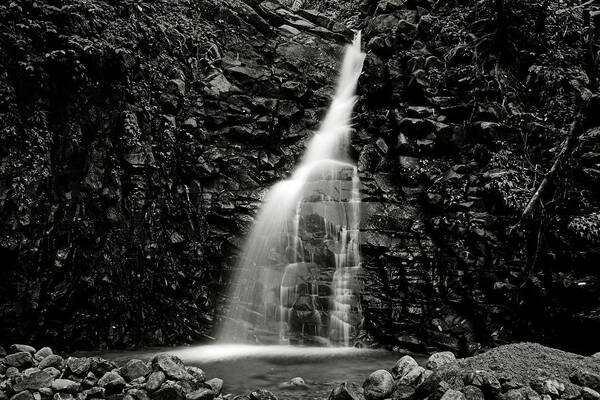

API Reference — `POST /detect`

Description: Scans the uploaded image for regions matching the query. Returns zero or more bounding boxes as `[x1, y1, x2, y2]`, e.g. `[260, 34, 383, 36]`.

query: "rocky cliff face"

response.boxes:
[0, 0, 599, 352]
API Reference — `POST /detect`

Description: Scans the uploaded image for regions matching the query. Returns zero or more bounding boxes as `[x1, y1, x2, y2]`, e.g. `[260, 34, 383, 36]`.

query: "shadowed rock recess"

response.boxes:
[1, 0, 599, 352]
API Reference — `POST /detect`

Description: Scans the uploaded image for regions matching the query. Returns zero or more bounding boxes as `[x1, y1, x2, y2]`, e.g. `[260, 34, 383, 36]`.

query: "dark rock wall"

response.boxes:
[0, 0, 599, 352]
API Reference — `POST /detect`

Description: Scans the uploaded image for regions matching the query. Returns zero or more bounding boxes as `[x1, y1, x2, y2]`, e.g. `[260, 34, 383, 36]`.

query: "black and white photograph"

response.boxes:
[0, 0, 599, 399]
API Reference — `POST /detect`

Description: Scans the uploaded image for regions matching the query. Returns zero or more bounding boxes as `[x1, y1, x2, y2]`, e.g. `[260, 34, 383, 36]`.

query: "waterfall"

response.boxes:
[220, 33, 365, 346]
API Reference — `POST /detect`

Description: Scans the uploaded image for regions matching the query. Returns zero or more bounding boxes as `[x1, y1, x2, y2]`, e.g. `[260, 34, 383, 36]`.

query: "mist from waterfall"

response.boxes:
[220, 33, 365, 346]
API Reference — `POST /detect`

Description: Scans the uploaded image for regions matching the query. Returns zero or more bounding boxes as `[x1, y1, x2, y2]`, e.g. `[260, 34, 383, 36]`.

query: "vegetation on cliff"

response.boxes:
[0, 0, 599, 352]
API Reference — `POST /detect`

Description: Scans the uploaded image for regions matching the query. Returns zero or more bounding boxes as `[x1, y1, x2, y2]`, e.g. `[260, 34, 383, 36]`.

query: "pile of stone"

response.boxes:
[0, 344, 276, 400]
[330, 344, 600, 400]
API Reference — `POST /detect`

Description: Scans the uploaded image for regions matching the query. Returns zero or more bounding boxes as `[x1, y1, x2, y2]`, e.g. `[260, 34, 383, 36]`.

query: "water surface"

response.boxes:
[104, 344, 420, 399]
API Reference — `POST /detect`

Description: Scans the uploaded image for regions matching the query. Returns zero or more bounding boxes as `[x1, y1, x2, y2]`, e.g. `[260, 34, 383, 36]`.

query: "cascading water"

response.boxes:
[221, 33, 365, 346]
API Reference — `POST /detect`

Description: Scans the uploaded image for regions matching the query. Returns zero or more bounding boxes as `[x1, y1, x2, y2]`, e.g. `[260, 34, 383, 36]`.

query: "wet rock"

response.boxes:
[81, 372, 98, 389]
[152, 354, 192, 381]
[33, 349, 53, 362]
[38, 356, 64, 371]
[363, 370, 394, 400]
[42, 368, 61, 379]
[182, 118, 197, 129]
[10, 346, 36, 355]
[10, 391, 34, 400]
[531, 379, 564, 396]
[185, 388, 214, 400]
[90, 358, 117, 377]
[185, 367, 205, 383]
[329, 382, 365, 400]
[82, 387, 104, 399]
[52, 394, 72, 400]
[98, 372, 126, 395]
[583, 388, 600, 400]
[249, 389, 277, 400]
[426, 352, 456, 370]
[441, 389, 466, 400]
[571, 370, 600, 391]
[66, 358, 91, 376]
[128, 388, 151, 400]
[399, 366, 425, 386]
[38, 388, 53, 399]
[463, 386, 485, 400]
[397, 20, 418, 43]
[51, 380, 80, 394]
[145, 371, 165, 392]
[166, 79, 185, 97]
[392, 355, 419, 380]
[122, 360, 150, 381]
[153, 384, 185, 400]
[6, 353, 35, 369]
[13, 369, 54, 391]
[204, 378, 222, 395]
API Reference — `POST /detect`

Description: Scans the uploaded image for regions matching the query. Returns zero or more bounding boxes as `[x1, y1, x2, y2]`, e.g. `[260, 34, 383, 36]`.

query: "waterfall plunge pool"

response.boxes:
[101, 344, 425, 399]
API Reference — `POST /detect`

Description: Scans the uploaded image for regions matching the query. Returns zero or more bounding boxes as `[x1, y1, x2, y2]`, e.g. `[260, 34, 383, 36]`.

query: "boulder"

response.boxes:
[185, 388, 214, 400]
[82, 372, 98, 389]
[51, 380, 79, 394]
[10, 391, 34, 400]
[66, 358, 91, 376]
[441, 389, 466, 400]
[204, 378, 223, 395]
[583, 388, 600, 400]
[38, 356, 64, 371]
[329, 382, 365, 400]
[363, 370, 394, 400]
[13, 369, 54, 391]
[531, 379, 564, 396]
[10, 346, 36, 355]
[6, 353, 35, 369]
[463, 386, 485, 400]
[249, 390, 277, 400]
[145, 371, 165, 392]
[90, 358, 117, 377]
[82, 387, 104, 399]
[122, 360, 150, 381]
[42, 367, 61, 379]
[592, 353, 600, 359]
[33, 349, 53, 362]
[98, 372, 126, 395]
[426, 352, 456, 370]
[38, 388, 53, 399]
[7, 367, 21, 377]
[185, 367, 205, 383]
[128, 388, 151, 400]
[392, 355, 419, 380]
[152, 354, 192, 381]
[571, 370, 600, 391]
[399, 366, 425, 386]
[51, 394, 72, 400]
[153, 383, 185, 400]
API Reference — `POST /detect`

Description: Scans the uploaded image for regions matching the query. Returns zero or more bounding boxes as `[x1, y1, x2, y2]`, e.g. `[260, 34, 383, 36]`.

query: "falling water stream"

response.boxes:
[97, 34, 413, 400]
[221, 33, 366, 346]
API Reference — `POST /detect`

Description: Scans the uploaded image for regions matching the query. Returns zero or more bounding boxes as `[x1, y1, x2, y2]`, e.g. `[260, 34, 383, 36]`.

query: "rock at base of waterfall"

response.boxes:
[363, 370, 394, 400]
[329, 382, 365, 400]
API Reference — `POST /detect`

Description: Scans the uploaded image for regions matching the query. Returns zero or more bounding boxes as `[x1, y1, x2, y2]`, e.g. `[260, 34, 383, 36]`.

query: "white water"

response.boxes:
[221, 33, 366, 345]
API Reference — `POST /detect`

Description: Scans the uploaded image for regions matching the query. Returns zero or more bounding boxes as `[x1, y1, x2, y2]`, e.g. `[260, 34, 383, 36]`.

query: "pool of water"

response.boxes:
[102, 344, 423, 399]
